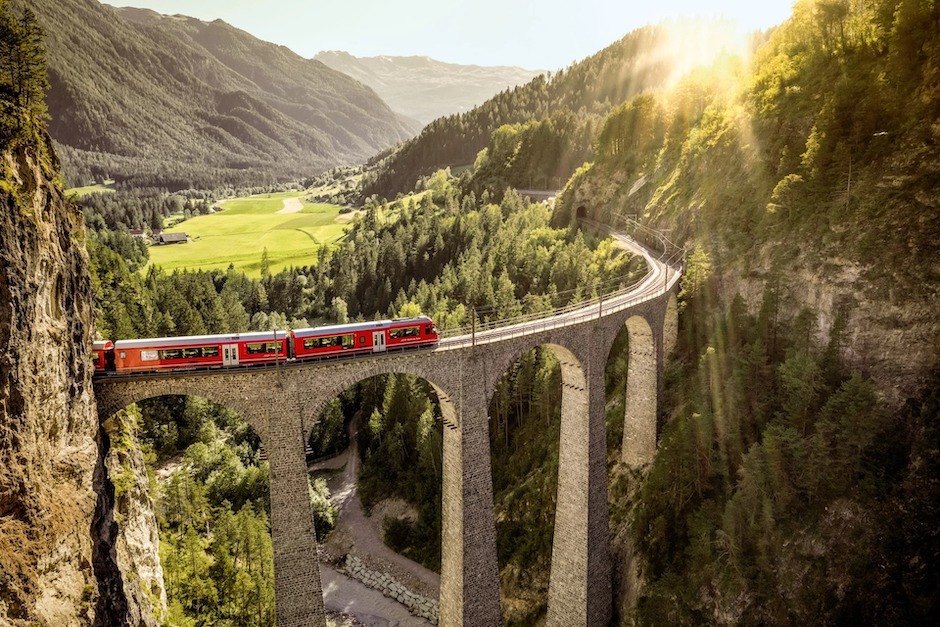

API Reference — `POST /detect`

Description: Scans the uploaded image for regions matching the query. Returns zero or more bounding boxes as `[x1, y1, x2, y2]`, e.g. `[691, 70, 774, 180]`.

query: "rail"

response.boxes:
[438, 220, 684, 348]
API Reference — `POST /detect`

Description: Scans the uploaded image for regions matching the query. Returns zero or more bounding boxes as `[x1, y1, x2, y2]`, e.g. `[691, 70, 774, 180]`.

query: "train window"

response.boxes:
[360, 335, 366, 344]
[183, 347, 201, 359]
[390, 326, 420, 339]
[246, 342, 279, 354]
[425, 324, 431, 334]
[203, 346, 219, 358]
[91, 352, 99, 364]
[159, 348, 183, 360]
[304, 334, 353, 349]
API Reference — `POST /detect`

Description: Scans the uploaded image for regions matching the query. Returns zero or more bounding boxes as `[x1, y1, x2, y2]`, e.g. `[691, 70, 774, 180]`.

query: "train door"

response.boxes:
[222, 344, 240, 366]
[372, 331, 387, 353]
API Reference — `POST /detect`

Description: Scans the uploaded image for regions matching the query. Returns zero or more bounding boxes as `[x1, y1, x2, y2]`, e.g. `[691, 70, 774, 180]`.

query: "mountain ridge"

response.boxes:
[360, 20, 748, 200]
[315, 50, 544, 125]
[26, 0, 420, 189]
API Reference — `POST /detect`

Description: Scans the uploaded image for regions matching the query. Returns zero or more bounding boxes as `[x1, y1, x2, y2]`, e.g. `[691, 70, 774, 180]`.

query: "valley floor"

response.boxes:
[314, 411, 438, 626]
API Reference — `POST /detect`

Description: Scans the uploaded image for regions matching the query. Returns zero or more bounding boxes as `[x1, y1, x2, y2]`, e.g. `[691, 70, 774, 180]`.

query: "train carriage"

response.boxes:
[291, 316, 439, 360]
[92, 316, 440, 376]
[92, 340, 114, 372]
[109, 331, 288, 373]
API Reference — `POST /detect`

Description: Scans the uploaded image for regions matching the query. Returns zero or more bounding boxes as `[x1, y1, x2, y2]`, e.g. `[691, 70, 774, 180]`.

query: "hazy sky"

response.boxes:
[112, 0, 795, 69]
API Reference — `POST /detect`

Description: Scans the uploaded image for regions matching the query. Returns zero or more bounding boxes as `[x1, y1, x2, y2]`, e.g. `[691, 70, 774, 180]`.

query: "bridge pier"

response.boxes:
[267, 404, 326, 627]
[439, 381, 502, 627]
[546, 343, 611, 627]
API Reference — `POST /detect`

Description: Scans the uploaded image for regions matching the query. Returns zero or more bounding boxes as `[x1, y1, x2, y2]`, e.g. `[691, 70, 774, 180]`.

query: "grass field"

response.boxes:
[147, 192, 348, 277]
[67, 180, 115, 198]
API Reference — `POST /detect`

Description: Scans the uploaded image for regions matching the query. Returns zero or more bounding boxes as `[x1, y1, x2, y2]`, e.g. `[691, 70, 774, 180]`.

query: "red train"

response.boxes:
[93, 316, 439, 375]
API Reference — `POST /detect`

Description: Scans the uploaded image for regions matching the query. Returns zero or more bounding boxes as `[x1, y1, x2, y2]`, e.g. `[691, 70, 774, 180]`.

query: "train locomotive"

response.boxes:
[93, 316, 439, 375]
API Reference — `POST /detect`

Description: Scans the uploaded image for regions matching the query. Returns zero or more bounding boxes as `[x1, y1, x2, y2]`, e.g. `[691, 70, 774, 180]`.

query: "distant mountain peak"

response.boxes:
[314, 50, 543, 125]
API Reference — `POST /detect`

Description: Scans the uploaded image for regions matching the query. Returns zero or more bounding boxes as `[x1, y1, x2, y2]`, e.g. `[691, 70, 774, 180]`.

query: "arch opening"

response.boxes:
[602, 313, 658, 623]
[618, 315, 657, 466]
[102, 394, 273, 626]
[486, 343, 588, 625]
[306, 372, 448, 600]
[575, 205, 588, 221]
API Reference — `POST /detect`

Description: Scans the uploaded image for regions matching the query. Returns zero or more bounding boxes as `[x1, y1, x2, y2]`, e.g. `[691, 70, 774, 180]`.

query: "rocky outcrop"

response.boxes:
[102, 410, 167, 627]
[713, 252, 938, 407]
[0, 135, 99, 625]
[0, 133, 162, 626]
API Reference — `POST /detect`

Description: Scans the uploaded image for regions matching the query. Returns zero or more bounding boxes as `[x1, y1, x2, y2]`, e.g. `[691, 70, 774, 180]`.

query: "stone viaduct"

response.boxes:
[93, 227, 682, 627]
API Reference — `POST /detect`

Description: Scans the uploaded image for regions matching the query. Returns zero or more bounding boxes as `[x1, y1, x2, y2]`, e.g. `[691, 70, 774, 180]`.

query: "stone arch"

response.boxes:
[620, 315, 657, 466]
[485, 341, 591, 623]
[92, 376, 322, 620]
[483, 341, 590, 456]
[294, 359, 460, 444]
[96, 378, 273, 443]
[575, 205, 588, 221]
[288, 356, 480, 625]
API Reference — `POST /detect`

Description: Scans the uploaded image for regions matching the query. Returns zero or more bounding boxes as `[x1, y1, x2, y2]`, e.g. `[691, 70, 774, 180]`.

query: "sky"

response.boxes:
[112, 0, 795, 70]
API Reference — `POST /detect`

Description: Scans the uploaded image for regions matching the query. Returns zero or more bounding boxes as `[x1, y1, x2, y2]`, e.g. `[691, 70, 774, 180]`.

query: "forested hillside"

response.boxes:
[544, 0, 940, 622]
[21, 0, 418, 190]
[361, 20, 750, 200]
[555, 0, 939, 400]
[90, 182, 639, 341]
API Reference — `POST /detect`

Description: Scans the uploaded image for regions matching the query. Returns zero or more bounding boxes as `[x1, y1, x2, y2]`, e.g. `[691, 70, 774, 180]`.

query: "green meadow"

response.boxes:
[68, 180, 116, 198]
[147, 192, 350, 277]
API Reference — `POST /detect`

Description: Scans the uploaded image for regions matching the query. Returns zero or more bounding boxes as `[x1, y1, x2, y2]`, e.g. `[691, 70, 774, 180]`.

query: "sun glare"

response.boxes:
[654, 19, 754, 88]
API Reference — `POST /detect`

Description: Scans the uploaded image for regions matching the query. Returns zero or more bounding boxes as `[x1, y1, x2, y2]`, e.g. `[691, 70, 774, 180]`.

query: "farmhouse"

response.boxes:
[158, 233, 189, 245]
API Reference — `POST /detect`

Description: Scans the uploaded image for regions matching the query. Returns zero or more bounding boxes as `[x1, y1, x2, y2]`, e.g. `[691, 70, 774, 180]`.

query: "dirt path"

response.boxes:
[315, 413, 441, 599]
[276, 197, 303, 214]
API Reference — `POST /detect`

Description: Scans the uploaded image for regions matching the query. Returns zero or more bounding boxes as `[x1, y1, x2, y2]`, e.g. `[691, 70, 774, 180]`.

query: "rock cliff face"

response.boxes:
[711, 254, 938, 407]
[102, 409, 167, 626]
[0, 135, 99, 624]
[0, 134, 163, 626]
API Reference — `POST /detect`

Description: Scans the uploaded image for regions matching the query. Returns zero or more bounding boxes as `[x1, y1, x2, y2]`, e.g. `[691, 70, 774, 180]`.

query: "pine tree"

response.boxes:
[0, 1, 48, 141]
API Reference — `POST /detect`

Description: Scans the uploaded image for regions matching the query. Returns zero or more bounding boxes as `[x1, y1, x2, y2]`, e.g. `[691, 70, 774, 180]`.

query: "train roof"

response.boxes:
[291, 316, 433, 338]
[113, 330, 287, 349]
[92, 340, 113, 351]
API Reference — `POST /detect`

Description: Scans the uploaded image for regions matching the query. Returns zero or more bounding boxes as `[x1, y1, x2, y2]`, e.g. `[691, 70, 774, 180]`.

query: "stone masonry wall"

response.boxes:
[341, 555, 439, 624]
